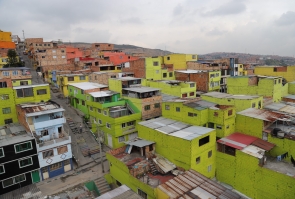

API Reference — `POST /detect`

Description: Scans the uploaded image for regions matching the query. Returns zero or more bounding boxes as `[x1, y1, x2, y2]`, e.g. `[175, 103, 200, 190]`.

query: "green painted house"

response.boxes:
[86, 90, 141, 149]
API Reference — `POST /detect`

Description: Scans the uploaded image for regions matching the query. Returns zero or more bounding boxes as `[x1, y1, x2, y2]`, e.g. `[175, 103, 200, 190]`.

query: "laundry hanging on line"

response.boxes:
[277, 152, 288, 161]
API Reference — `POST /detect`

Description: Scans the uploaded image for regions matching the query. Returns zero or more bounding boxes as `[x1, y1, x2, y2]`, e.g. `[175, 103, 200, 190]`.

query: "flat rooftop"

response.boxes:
[13, 83, 48, 89]
[283, 95, 295, 100]
[238, 108, 289, 122]
[115, 77, 141, 81]
[18, 101, 64, 117]
[165, 97, 218, 110]
[123, 86, 160, 93]
[139, 117, 214, 140]
[88, 90, 117, 98]
[0, 67, 30, 71]
[202, 91, 261, 100]
[156, 80, 195, 84]
[175, 69, 217, 73]
[264, 156, 295, 177]
[0, 123, 32, 147]
[161, 93, 178, 102]
[68, 82, 108, 90]
[58, 73, 84, 77]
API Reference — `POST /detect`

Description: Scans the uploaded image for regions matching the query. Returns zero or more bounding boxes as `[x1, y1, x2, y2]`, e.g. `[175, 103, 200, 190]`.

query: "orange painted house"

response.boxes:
[0, 41, 16, 49]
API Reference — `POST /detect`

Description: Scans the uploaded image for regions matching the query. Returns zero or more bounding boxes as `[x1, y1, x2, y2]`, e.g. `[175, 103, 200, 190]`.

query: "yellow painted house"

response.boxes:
[56, 74, 89, 96]
[145, 56, 175, 80]
[254, 65, 295, 82]
[0, 56, 8, 68]
[13, 84, 51, 104]
[163, 54, 198, 70]
[143, 79, 196, 98]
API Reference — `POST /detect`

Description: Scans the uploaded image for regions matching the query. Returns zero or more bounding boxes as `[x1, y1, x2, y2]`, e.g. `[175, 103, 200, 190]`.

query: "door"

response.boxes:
[32, 170, 40, 183]
[107, 134, 113, 148]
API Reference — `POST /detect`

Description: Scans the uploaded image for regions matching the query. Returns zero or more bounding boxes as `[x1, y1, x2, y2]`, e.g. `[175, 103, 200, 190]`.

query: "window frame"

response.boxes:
[0, 164, 5, 174]
[0, 148, 4, 158]
[176, 107, 180, 112]
[106, 123, 111, 129]
[2, 174, 26, 188]
[37, 89, 47, 95]
[154, 103, 160, 108]
[144, 105, 151, 110]
[165, 105, 170, 110]
[42, 149, 54, 159]
[2, 107, 11, 114]
[18, 157, 33, 168]
[118, 136, 125, 142]
[14, 141, 33, 153]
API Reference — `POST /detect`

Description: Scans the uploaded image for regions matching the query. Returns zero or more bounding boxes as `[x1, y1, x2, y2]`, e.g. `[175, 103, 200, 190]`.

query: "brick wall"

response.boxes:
[91, 43, 114, 51]
[109, 146, 127, 155]
[122, 58, 145, 78]
[248, 76, 258, 86]
[89, 72, 117, 85]
[16, 105, 30, 132]
[175, 72, 209, 92]
[141, 95, 162, 120]
[41, 64, 78, 73]
[36, 48, 67, 66]
[0, 78, 12, 87]
[0, 69, 32, 80]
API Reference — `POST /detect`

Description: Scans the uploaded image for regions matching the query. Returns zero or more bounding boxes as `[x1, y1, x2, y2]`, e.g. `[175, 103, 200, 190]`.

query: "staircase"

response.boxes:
[126, 102, 135, 114]
[149, 160, 158, 176]
[94, 177, 111, 195]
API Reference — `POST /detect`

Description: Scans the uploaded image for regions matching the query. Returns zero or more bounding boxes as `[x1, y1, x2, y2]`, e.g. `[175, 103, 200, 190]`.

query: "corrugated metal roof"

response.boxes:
[252, 139, 275, 151]
[123, 86, 160, 93]
[124, 139, 154, 147]
[139, 117, 214, 141]
[68, 82, 107, 90]
[89, 90, 117, 97]
[241, 145, 265, 159]
[153, 155, 176, 173]
[238, 108, 288, 122]
[265, 102, 295, 114]
[157, 169, 241, 199]
[202, 91, 260, 100]
[96, 185, 142, 199]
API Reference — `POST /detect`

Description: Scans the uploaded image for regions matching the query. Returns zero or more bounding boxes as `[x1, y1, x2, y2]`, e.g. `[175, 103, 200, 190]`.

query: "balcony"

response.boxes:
[34, 117, 65, 129]
[36, 132, 71, 150]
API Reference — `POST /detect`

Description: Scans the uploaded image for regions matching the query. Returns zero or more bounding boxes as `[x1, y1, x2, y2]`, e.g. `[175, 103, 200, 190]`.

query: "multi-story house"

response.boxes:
[16, 101, 72, 180]
[143, 79, 196, 98]
[0, 78, 17, 125]
[0, 123, 40, 194]
[109, 77, 162, 120]
[163, 54, 198, 70]
[144, 56, 175, 80]
[86, 91, 141, 149]
[162, 98, 236, 138]
[67, 82, 108, 115]
[0, 30, 16, 49]
[35, 47, 67, 67]
[56, 74, 89, 97]
[13, 84, 51, 104]
[175, 69, 221, 92]
[201, 91, 263, 112]
[254, 65, 295, 83]
[227, 75, 288, 102]
[216, 132, 295, 199]
[0, 67, 32, 86]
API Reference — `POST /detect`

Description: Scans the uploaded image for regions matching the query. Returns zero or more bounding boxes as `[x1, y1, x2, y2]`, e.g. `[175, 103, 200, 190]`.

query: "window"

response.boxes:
[169, 72, 173, 77]
[188, 112, 195, 117]
[208, 165, 212, 172]
[127, 121, 134, 126]
[0, 81, 8, 88]
[97, 108, 101, 113]
[226, 125, 230, 129]
[0, 94, 9, 100]
[61, 50, 65, 53]
[106, 123, 111, 129]
[57, 146, 68, 155]
[228, 110, 233, 116]
[15, 141, 32, 153]
[86, 96, 90, 101]
[2, 71, 9, 76]
[0, 165, 4, 174]
[52, 50, 56, 53]
[43, 150, 54, 159]
[278, 79, 281, 84]
[61, 55, 66, 58]
[4, 118, 12, 124]
[154, 103, 160, 108]
[208, 122, 214, 128]
[138, 189, 147, 199]
[196, 157, 200, 164]
[16, 88, 34, 97]
[118, 136, 125, 142]
[79, 76, 86, 80]
[121, 123, 126, 128]
[64, 159, 70, 165]
[192, 55, 196, 59]
[252, 103, 256, 108]
[2, 107, 11, 114]
[167, 56, 170, 60]
[19, 157, 33, 168]
[165, 105, 170, 110]
[81, 100, 85, 106]
[12, 70, 18, 75]
[214, 112, 218, 117]
[0, 148, 4, 158]
[3, 174, 26, 188]
[216, 125, 222, 129]
[53, 56, 57, 59]
[216, 73, 220, 77]
[144, 105, 150, 110]
[103, 110, 107, 116]
[37, 89, 47, 95]
[50, 162, 62, 171]
[208, 150, 212, 158]
[189, 92, 194, 96]
[182, 93, 187, 98]
[153, 61, 159, 66]
[20, 81, 28, 85]
[176, 107, 180, 112]
[98, 119, 102, 124]
[199, 136, 210, 147]
[190, 83, 195, 88]
[41, 130, 48, 136]
[163, 73, 167, 78]
[68, 77, 74, 81]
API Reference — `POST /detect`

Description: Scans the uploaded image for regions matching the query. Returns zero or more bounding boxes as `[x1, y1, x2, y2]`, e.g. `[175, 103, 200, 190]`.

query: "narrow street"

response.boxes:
[19, 50, 110, 195]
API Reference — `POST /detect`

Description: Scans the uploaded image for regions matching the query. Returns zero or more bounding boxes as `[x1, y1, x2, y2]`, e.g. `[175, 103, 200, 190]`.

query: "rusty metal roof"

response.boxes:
[157, 169, 241, 199]
[18, 101, 64, 116]
[238, 108, 289, 122]
[252, 139, 275, 151]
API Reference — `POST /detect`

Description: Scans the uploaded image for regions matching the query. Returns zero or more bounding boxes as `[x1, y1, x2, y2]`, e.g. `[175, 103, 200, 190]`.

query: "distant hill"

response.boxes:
[62, 42, 171, 57]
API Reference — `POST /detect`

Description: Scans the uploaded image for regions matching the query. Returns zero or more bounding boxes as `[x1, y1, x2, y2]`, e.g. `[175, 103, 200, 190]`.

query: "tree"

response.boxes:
[7, 49, 18, 65]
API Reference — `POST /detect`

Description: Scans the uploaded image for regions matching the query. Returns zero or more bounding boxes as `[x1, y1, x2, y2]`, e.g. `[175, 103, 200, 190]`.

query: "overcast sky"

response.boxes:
[1, 0, 295, 56]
